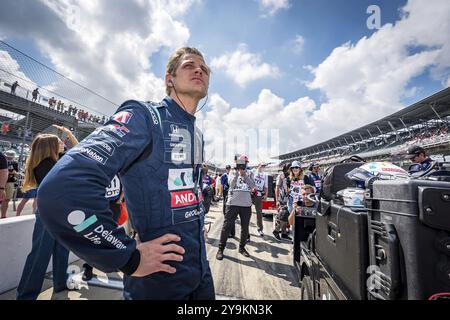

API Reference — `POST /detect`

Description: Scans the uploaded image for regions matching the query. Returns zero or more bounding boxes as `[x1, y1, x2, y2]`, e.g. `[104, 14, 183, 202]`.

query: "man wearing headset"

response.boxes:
[39, 47, 215, 300]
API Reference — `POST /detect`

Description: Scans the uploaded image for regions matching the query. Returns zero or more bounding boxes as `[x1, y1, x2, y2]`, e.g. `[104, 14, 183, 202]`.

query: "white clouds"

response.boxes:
[258, 0, 290, 17]
[200, 89, 316, 166]
[203, 0, 450, 165]
[0, 50, 37, 94]
[304, 0, 450, 144]
[0, 0, 195, 115]
[211, 44, 280, 87]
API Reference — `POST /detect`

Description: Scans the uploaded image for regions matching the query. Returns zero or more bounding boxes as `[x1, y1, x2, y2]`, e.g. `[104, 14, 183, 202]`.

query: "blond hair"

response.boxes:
[165, 47, 207, 95]
[22, 134, 60, 192]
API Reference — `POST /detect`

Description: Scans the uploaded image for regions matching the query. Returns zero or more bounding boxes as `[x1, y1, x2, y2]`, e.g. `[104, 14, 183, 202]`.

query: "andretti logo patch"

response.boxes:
[112, 111, 133, 124]
[170, 190, 198, 208]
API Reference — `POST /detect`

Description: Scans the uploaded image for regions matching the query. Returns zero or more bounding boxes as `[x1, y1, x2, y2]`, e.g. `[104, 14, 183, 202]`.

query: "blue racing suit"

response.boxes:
[38, 96, 214, 300]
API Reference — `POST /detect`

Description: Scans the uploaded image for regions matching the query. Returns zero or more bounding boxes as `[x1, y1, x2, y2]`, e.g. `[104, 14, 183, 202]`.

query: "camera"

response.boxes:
[236, 159, 247, 170]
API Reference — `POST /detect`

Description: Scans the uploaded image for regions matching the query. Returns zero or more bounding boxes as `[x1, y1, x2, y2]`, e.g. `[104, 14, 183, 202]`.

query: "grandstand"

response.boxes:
[277, 86, 450, 168]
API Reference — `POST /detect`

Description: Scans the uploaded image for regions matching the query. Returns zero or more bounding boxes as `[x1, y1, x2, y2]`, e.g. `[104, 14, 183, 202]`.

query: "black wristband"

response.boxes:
[119, 249, 141, 276]
[0, 187, 5, 190]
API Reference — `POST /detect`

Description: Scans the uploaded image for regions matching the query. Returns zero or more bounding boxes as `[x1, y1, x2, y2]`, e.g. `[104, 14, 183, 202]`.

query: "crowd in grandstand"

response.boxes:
[2, 79, 108, 125]
[47, 96, 106, 124]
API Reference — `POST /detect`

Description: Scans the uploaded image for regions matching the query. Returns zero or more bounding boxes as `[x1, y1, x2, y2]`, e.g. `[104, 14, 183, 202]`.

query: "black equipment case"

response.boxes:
[316, 201, 369, 300]
[365, 178, 450, 300]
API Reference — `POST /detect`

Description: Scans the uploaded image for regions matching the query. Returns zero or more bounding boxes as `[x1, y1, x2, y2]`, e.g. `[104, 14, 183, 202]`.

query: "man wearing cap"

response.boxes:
[251, 163, 268, 237]
[305, 162, 322, 194]
[216, 155, 255, 260]
[406, 145, 433, 174]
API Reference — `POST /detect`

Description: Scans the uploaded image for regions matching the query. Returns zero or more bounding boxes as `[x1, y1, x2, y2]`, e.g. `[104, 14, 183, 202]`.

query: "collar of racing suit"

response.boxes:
[164, 96, 197, 122]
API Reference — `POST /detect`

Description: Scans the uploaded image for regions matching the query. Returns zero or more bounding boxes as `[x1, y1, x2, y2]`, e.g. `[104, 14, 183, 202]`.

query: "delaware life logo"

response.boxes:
[67, 210, 126, 249]
[68, 210, 98, 232]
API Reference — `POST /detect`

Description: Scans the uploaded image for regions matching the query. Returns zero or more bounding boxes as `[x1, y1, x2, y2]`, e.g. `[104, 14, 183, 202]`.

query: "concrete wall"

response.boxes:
[0, 215, 78, 295]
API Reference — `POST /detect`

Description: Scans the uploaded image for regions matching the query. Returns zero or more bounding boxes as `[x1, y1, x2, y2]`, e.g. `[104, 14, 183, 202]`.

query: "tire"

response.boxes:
[300, 275, 313, 300]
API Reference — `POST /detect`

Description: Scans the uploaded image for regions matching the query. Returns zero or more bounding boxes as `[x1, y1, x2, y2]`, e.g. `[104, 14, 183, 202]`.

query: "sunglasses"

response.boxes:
[291, 167, 301, 169]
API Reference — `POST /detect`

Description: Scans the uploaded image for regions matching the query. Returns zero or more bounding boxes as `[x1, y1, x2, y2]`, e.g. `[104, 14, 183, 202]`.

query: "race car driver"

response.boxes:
[38, 47, 215, 300]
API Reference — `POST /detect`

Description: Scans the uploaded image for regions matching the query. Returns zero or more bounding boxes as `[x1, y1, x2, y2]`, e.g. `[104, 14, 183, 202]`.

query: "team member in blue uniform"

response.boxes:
[201, 164, 214, 214]
[38, 47, 214, 300]
[305, 162, 322, 194]
[406, 145, 433, 174]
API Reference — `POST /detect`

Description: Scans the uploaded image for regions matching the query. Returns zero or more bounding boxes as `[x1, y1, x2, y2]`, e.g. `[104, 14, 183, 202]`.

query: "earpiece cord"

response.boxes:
[172, 84, 189, 114]
[195, 94, 208, 114]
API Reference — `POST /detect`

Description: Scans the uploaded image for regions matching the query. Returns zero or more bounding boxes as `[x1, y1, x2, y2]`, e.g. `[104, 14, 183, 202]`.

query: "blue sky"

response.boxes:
[0, 0, 449, 165]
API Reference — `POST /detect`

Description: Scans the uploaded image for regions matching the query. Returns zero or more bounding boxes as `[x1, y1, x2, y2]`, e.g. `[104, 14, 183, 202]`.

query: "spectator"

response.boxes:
[286, 160, 305, 215]
[24, 128, 31, 138]
[273, 160, 304, 241]
[275, 163, 290, 207]
[15, 187, 37, 217]
[406, 145, 433, 174]
[288, 184, 317, 227]
[17, 128, 78, 300]
[17, 126, 23, 138]
[220, 165, 231, 215]
[215, 173, 222, 199]
[10, 81, 19, 95]
[1, 150, 19, 219]
[48, 97, 56, 109]
[1, 122, 10, 135]
[32, 88, 39, 102]
[211, 173, 217, 201]
[0, 151, 8, 218]
[251, 163, 268, 237]
[305, 162, 322, 194]
[202, 164, 214, 214]
[216, 155, 255, 260]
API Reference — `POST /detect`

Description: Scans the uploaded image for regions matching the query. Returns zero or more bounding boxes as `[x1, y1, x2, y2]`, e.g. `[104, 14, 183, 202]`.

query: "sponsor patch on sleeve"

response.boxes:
[112, 111, 133, 124]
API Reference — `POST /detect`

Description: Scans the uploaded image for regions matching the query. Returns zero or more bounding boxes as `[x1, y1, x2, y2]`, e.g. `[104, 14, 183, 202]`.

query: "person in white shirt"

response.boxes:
[215, 173, 222, 199]
[252, 163, 268, 236]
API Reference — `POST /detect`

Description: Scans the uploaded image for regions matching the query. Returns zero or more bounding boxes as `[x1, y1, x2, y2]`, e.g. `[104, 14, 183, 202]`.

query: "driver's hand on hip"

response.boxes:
[132, 233, 185, 277]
